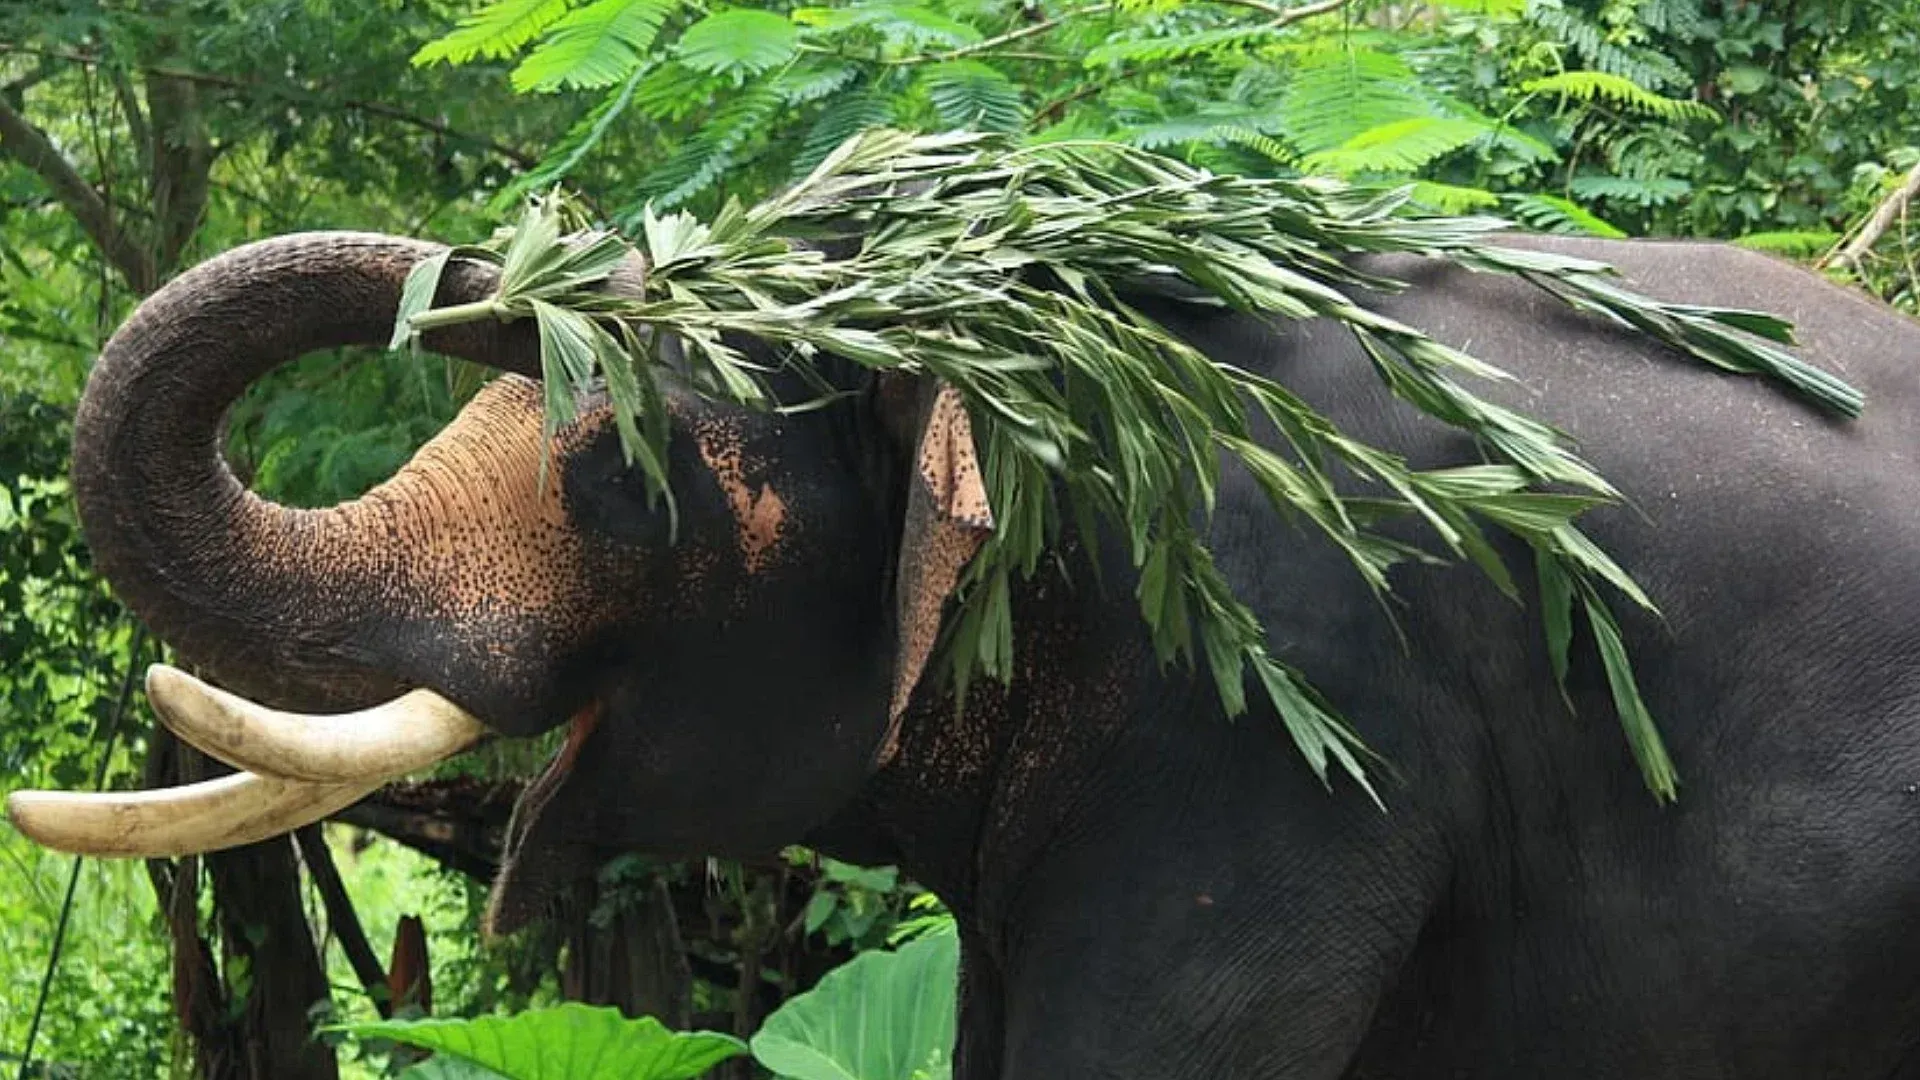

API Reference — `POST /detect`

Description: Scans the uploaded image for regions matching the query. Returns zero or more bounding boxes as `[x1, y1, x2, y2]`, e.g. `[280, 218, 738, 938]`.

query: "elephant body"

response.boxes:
[53, 228, 1920, 1078]
[813, 236, 1920, 1078]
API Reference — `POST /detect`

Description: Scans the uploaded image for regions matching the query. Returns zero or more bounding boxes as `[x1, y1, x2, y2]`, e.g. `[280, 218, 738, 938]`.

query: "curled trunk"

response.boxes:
[72, 233, 557, 713]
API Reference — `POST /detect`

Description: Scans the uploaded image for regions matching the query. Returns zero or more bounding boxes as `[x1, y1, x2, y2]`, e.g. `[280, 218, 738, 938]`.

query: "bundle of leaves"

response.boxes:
[394, 128, 1861, 802]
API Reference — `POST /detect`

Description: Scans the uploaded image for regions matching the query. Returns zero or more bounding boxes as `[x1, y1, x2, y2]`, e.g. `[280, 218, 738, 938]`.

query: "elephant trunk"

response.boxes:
[71, 232, 554, 713]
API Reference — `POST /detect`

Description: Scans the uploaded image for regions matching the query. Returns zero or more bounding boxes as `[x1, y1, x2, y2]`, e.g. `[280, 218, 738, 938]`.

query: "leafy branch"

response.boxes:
[394, 130, 1861, 802]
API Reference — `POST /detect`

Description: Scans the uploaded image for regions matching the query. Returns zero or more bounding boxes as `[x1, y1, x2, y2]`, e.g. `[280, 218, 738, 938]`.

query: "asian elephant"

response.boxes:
[14, 229, 1920, 1079]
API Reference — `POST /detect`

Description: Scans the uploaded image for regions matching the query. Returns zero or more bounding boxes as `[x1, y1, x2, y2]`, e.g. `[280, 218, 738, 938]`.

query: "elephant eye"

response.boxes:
[563, 429, 676, 549]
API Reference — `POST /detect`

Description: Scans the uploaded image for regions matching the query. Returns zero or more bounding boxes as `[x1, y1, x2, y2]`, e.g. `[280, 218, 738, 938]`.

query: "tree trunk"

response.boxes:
[148, 730, 339, 1080]
[561, 876, 694, 1028]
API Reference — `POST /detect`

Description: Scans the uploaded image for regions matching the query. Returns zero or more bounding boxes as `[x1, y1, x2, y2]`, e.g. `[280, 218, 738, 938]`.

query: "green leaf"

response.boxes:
[1584, 595, 1678, 801]
[1277, 48, 1432, 156]
[513, 0, 681, 92]
[751, 930, 959, 1080]
[676, 9, 800, 77]
[1302, 117, 1496, 175]
[919, 62, 1026, 134]
[1522, 71, 1716, 122]
[1732, 231, 1841, 259]
[415, 0, 570, 65]
[1535, 547, 1574, 702]
[401, 1057, 511, 1080]
[1504, 193, 1627, 238]
[490, 70, 647, 214]
[390, 249, 454, 351]
[336, 1005, 745, 1080]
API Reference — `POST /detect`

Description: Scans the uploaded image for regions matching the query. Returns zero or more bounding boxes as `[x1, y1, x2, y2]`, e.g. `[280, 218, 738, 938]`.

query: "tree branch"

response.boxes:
[145, 71, 213, 275]
[1821, 160, 1920, 271]
[1257, 0, 1359, 28]
[0, 44, 536, 169]
[295, 826, 393, 1019]
[0, 88, 155, 291]
[897, 3, 1115, 65]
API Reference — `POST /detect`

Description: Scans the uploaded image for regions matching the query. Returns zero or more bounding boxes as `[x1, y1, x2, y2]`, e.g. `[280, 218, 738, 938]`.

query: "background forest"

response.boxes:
[1, 0, 1915, 1076]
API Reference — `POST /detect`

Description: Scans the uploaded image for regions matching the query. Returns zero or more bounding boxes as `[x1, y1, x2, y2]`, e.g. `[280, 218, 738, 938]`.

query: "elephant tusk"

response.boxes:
[4, 773, 382, 859]
[144, 664, 490, 783]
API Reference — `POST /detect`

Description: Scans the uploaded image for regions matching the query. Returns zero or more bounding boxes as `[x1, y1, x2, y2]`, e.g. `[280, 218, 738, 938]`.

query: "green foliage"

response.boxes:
[512, 0, 685, 92]
[336, 1004, 746, 1080]
[415, 0, 575, 65]
[1520, 71, 1715, 122]
[751, 929, 960, 1080]
[920, 62, 1027, 133]
[676, 9, 802, 77]
[1732, 231, 1843, 259]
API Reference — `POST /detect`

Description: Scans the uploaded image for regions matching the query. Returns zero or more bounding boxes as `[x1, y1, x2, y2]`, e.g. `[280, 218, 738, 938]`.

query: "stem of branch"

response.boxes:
[1820, 160, 1920, 271]
[1261, 0, 1359, 28]
[295, 826, 393, 1019]
[897, 3, 1115, 65]
[0, 88, 156, 291]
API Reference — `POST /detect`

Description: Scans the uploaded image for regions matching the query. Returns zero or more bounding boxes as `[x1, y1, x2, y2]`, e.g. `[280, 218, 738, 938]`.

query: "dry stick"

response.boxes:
[1820, 160, 1920, 271]
[294, 825, 394, 1019]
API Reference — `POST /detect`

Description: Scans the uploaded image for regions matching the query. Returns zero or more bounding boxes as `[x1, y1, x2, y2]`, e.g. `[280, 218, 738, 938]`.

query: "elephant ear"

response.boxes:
[880, 380, 995, 761]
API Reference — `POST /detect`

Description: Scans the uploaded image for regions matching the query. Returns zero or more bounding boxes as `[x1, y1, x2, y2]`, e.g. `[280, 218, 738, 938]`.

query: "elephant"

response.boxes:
[12, 227, 1920, 1079]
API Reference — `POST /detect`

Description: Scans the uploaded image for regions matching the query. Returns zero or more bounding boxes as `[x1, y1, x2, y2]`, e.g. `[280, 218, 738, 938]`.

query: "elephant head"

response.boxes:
[9, 232, 995, 930]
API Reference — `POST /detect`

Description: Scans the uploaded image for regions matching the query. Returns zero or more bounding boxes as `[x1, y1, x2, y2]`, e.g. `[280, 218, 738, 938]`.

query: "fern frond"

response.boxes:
[1120, 106, 1271, 150]
[1636, 0, 1708, 42]
[1523, 71, 1715, 122]
[771, 60, 862, 105]
[1526, 0, 1689, 89]
[489, 70, 645, 214]
[1303, 116, 1495, 175]
[415, 0, 572, 66]
[1505, 193, 1627, 237]
[1409, 180, 1501, 212]
[628, 85, 783, 209]
[792, 86, 896, 175]
[676, 8, 800, 78]
[633, 60, 720, 121]
[511, 0, 680, 92]
[1212, 125, 1293, 165]
[920, 61, 1026, 133]
[792, 2, 982, 47]
[1278, 48, 1435, 157]
[1085, 26, 1285, 68]
[868, 4, 983, 47]
[1423, 0, 1527, 16]
[1568, 173, 1691, 206]
[1733, 231, 1842, 259]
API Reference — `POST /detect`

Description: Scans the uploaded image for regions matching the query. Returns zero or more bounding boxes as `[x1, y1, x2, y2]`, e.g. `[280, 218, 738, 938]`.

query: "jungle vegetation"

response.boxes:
[0, 0, 1915, 1076]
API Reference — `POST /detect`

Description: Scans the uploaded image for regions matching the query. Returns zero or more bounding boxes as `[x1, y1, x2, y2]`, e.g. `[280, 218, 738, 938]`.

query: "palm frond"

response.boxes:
[398, 130, 1863, 802]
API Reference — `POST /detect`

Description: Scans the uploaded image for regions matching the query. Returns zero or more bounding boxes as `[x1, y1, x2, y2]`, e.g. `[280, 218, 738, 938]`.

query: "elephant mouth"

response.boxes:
[5, 665, 491, 858]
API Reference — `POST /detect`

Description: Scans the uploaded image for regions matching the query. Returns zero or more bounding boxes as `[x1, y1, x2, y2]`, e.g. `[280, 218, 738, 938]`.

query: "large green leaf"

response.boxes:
[336, 1004, 745, 1080]
[751, 930, 960, 1080]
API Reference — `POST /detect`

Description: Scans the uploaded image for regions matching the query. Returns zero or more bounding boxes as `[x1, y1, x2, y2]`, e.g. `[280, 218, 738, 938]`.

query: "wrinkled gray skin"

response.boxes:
[73, 230, 1920, 1078]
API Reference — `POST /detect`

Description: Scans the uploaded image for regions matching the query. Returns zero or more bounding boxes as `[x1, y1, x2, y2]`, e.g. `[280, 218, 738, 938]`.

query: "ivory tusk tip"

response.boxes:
[145, 662, 191, 711]
[6, 790, 89, 855]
